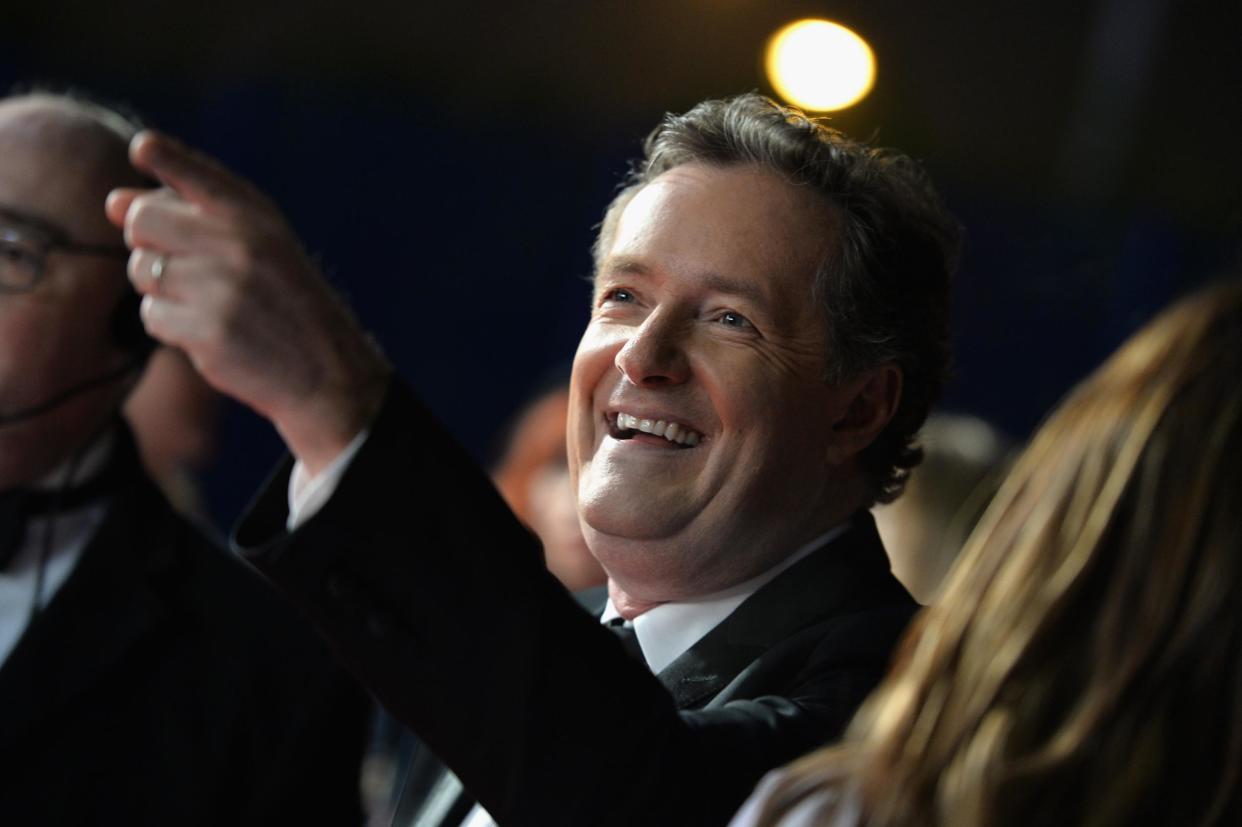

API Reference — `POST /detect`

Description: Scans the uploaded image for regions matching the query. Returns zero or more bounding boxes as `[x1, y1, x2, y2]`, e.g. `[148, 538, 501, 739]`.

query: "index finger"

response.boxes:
[129, 130, 261, 214]
[105, 187, 145, 230]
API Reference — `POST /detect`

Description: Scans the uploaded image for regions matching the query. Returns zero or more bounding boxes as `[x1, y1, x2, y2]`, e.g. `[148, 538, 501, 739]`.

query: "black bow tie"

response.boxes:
[0, 469, 118, 571]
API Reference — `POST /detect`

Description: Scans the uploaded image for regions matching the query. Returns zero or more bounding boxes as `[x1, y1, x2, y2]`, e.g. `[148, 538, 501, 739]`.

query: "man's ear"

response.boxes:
[825, 364, 903, 466]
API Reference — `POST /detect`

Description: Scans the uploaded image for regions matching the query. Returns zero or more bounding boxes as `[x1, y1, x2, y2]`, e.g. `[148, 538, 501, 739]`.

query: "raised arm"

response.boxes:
[105, 131, 388, 475]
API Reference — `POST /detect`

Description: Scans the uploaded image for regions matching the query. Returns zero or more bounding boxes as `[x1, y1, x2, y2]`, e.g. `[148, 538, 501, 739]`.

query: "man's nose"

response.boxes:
[614, 312, 691, 387]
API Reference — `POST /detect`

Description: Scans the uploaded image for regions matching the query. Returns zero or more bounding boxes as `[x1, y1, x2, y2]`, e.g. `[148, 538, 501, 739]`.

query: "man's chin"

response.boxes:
[578, 505, 686, 545]
[585, 529, 716, 598]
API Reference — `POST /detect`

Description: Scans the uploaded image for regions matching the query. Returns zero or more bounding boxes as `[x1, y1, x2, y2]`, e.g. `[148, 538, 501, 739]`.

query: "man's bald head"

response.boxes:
[0, 91, 151, 486]
[0, 93, 149, 237]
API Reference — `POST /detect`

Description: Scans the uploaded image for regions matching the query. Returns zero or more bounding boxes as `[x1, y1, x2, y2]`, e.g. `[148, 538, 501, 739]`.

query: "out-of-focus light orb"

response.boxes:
[765, 19, 875, 112]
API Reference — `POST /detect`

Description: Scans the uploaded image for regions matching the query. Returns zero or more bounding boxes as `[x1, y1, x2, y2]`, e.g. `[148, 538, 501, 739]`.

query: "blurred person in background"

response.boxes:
[124, 345, 222, 519]
[873, 413, 1011, 603]
[0, 91, 368, 825]
[734, 277, 1242, 827]
[492, 381, 606, 592]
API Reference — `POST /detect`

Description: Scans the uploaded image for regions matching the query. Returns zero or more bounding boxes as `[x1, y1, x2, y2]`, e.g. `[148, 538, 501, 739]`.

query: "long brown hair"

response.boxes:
[759, 279, 1242, 826]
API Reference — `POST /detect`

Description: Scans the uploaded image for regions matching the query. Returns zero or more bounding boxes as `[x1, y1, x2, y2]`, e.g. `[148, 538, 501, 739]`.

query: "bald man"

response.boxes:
[0, 93, 368, 825]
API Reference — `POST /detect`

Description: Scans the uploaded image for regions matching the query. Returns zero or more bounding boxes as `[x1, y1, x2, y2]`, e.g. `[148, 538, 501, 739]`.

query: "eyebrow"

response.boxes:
[0, 205, 68, 241]
[699, 273, 767, 304]
[598, 255, 768, 304]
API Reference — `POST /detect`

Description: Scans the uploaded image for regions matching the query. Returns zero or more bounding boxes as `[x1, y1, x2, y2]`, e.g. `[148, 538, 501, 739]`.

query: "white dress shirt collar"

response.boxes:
[461, 523, 854, 827]
[600, 521, 851, 674]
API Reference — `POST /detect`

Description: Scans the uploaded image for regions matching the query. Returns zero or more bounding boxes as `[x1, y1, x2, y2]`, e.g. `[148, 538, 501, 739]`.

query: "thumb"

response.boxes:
[129, 130, 258, 213]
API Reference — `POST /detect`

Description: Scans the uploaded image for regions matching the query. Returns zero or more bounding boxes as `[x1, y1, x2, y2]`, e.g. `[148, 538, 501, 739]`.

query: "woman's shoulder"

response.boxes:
[728, 768, 862, 827]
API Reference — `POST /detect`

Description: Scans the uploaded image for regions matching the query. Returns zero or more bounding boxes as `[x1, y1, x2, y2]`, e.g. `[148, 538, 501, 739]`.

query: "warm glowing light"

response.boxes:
[765, 19, 876, 112]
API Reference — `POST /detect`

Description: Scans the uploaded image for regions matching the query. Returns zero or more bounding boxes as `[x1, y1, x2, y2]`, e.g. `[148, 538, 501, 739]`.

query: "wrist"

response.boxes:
[273, 337, 390, 477]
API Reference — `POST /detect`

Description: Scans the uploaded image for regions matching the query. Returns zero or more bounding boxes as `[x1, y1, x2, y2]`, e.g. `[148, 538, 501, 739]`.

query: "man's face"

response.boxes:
[569, 163, 864, 601]
[0, 102, 132, 487]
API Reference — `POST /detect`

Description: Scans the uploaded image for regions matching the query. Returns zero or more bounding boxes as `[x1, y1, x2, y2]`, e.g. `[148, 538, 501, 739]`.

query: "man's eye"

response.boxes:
[0, 241, 35, 263]
[718, 311, 752, 329]
[602, 288, 634, 304]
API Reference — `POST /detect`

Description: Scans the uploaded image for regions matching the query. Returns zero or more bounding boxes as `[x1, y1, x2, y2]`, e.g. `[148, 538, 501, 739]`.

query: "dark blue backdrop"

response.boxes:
[1, 64, 1233, 528]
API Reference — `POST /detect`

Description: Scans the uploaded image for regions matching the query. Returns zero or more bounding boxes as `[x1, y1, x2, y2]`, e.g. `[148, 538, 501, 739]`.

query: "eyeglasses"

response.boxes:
[0, 223, 129, 293]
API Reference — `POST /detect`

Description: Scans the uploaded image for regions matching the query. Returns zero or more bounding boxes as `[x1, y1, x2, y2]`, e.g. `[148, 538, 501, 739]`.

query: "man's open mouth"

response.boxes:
[607, 411, 703, 447]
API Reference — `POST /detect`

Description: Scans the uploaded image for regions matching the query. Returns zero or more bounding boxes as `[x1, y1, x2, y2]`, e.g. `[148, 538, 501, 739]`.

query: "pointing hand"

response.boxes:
[105, 131, 389, 475]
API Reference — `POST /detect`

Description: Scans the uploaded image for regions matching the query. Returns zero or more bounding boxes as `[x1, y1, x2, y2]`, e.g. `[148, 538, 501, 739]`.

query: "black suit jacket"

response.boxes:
[237, 380, 917, 826]
[0, 428, 369, 826]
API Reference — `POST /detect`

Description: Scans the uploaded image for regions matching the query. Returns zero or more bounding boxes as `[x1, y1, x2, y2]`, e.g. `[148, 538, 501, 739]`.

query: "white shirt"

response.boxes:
[286, 430, 370, 531]
[598, 523, 849, 673]
[289, 435, 852, 827]
[0, 434, 115, 668]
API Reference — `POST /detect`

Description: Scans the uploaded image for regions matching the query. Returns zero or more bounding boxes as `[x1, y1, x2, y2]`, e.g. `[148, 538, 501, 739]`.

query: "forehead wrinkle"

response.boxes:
[597, 245, 783, 312]
[599, 255, 650, 277]
[597, 164, 834, 329]
[698, 272, 768, 305]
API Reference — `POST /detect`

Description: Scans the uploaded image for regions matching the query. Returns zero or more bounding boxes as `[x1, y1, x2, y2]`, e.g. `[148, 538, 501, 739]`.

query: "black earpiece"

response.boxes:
[109, 284, 156, 361]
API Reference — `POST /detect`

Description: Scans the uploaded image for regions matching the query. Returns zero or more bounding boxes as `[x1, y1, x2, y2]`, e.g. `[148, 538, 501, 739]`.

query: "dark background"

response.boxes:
[4, 0, 1239, 527]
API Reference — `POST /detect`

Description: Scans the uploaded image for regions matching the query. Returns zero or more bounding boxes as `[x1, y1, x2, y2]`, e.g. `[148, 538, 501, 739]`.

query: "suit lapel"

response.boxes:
[656, 513, 901, 709]
[389, 518, 904, 824]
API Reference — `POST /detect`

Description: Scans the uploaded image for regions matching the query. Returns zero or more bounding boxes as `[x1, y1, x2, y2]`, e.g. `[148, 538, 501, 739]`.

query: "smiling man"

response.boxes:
[578, 163, 899, 615]
[107, 93, 959, 825]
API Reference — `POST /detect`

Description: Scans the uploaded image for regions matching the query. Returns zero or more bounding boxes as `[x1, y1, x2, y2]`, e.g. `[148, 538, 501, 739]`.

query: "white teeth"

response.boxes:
[614, 411, 703, 446]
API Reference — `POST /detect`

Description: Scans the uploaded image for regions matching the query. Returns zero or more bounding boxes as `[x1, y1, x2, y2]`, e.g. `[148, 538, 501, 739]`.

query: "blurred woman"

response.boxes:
[735, 279, 1242, 826]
